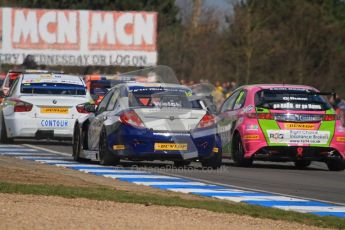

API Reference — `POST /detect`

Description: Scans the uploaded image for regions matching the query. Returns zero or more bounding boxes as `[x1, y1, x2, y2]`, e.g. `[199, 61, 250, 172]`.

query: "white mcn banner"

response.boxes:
[0, 7, 157, 66]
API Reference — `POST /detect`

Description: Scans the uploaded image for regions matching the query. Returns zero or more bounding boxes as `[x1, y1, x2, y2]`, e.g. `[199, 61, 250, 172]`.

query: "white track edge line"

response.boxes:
[146, 170, 345, 206]
[22, 144, 71, 157]
[20, 144, 345, 207]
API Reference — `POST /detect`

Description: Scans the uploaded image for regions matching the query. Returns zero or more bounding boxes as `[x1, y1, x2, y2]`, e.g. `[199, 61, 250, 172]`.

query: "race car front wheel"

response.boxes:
[327, 160, 345, 171]
[232, 133, 252, 167]
[99, 128, 119, 166]
[0, 116, 13, 144]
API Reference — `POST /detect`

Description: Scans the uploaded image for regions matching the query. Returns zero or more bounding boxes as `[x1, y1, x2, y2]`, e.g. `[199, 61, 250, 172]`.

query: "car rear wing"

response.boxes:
[315, 91, 336, 97]
[259, 89, 336, 99]
[311, 91, 336, 102]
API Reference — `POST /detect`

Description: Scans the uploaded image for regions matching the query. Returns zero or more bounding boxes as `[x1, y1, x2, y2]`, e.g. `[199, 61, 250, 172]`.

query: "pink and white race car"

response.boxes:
[217, 84, 345, 171]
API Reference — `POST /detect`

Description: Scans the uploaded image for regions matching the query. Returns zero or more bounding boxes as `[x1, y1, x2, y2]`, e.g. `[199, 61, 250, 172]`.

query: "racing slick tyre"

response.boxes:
[173, 161, 191, 168]
[294, 160, 311, 169]
[99, 128, 120, 166]
[326, 160, 345, 171]
[201, 151, 222, 169]
[72, 124, 89, 162]
[0, 116, 13, 144]
[232, 133, 252, 167]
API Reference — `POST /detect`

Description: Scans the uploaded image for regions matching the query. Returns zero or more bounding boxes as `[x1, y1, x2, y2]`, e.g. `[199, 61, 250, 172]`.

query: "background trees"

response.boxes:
[171, 0, 345, 95]
[222, 0, 345, 95]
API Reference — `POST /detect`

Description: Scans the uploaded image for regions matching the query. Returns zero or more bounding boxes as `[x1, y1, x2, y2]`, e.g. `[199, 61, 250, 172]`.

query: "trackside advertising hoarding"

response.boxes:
[0, 8, 157, 66]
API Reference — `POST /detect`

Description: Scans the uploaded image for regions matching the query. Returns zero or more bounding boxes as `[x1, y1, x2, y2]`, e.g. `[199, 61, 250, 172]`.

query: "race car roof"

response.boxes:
[84, 74, 158, 85]
[126, 83, 191, 93]
[242, 84, 317, 91]
[22, 73, 84, 86]
[84, 74, 123, 81]
[126, 82, 189, 89]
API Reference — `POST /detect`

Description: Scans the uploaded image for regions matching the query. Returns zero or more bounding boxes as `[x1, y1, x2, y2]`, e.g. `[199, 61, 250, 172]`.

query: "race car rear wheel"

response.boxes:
[201, 151, 222, 169]
[0, 116, 13, 144]
[326, 160, 345, 171]
[232, 133, 252, 167]
[72, 124, 88, 162]
[201, 155, 222, 169]
[294, 160, 311, 169]
[99, 128, 119, 166]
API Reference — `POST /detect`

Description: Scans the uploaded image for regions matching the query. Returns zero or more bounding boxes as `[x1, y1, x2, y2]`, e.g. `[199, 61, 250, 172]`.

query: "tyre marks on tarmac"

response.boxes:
[1, 144, 345, 218]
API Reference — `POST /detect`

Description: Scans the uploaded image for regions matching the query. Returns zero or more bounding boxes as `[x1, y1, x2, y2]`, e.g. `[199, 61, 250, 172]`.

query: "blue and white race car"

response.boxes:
[72, 66, 222, 168]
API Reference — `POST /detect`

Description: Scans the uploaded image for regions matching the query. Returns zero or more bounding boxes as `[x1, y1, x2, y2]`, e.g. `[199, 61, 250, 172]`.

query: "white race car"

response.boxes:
[0, 72, 93, 143]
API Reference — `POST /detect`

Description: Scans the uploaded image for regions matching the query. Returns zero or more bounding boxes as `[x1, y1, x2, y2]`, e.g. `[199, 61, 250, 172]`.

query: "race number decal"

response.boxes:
[267, 130, 330, 144]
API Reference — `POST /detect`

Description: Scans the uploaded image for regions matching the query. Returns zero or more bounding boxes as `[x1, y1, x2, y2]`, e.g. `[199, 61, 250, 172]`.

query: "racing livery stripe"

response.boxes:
[256, 107, 286, 146]
[310, 109, 335, 147]
[311, 120, 335, 147]
[0, 144, 345, 219]
[256, 108, 336, 147]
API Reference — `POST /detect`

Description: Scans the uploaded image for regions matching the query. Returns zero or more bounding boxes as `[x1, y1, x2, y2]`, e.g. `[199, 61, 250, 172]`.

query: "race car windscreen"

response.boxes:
[21, 83, 86, 95]
[128, 87, 201, 109]
[20, 74, 86, 95]
[254, 89, 332, 111]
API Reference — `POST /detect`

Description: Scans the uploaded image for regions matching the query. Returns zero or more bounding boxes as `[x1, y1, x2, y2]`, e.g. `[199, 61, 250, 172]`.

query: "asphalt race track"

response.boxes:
[19, 140, 345, 205]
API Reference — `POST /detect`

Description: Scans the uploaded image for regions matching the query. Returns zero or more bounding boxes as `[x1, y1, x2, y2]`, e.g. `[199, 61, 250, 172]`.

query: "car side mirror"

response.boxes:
[84, 103, 96, 113]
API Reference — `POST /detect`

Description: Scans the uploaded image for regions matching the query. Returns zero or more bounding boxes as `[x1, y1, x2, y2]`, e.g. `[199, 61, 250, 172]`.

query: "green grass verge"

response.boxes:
[0, 181, 344, 229]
